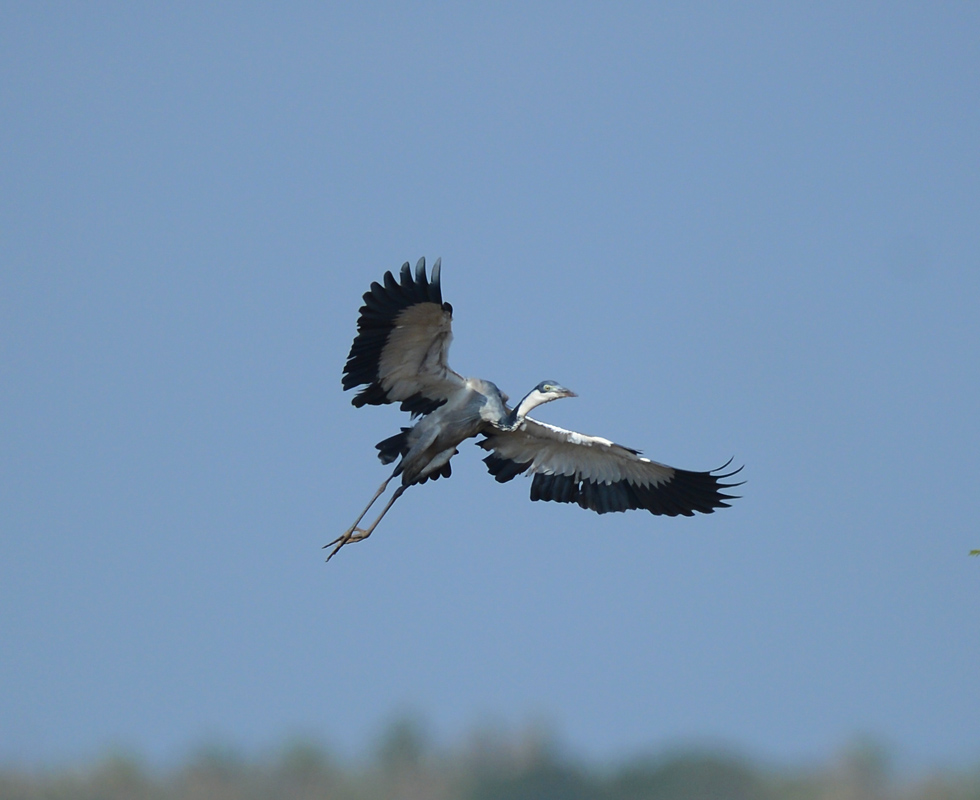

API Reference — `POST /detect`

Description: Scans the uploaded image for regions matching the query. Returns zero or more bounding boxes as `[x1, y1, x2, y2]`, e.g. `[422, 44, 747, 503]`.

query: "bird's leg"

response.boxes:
[324, 469, 400, 561]
[347, 485, 406, 541]
[325, 485, 408, 562]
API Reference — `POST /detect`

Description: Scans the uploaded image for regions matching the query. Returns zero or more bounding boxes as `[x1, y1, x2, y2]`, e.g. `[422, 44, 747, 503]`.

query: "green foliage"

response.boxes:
[375, 714, 430, 773]
[609, 751, 772, 800]
[1, 725, 979, 800]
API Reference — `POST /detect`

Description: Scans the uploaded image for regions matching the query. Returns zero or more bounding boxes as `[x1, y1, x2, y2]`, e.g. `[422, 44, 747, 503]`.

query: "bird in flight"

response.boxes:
[326, 258, 741, 560]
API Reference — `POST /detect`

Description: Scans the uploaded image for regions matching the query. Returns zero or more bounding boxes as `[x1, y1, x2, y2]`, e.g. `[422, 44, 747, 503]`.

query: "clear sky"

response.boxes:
[2, 3, 978, 770]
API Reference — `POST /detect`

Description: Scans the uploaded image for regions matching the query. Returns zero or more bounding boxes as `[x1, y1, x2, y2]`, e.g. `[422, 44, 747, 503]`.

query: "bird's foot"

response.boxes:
[324, 528, 372, 562]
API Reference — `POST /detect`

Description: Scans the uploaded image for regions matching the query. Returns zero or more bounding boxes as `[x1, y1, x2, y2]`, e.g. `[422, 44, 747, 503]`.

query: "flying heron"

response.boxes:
[326, 258, 741, 560]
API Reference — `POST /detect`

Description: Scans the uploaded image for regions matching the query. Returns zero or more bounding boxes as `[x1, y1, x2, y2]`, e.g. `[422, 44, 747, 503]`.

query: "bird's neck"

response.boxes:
[502, 389, 546, 430]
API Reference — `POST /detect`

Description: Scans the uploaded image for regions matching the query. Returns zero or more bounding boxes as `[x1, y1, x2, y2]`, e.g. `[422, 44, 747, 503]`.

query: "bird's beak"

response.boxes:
[562, 389, 577, 398]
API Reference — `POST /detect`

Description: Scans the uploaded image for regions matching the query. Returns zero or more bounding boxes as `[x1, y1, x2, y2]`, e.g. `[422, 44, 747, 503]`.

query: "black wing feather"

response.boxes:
[343, 257, 457, 415]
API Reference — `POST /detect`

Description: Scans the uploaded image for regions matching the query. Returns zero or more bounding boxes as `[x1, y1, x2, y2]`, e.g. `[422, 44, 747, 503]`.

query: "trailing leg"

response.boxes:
[325, 466, 399, 561]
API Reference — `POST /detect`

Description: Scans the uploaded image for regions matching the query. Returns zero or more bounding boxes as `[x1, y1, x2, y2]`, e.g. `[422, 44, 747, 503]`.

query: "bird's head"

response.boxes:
[532, 380, 577, 403]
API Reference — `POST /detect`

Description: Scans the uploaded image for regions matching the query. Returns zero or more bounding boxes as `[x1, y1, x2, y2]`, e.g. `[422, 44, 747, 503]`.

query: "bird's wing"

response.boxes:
[343, 258, 465, 415]
[478, 418, 741, 516]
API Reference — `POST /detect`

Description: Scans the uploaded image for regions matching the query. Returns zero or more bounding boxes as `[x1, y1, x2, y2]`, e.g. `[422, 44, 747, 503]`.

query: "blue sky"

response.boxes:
[2, 3, 978, 769]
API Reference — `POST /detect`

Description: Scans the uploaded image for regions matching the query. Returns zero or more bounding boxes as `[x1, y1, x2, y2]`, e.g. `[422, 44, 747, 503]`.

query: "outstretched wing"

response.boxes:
[478, 418, 741, 516]
[343, 257, 465, 415]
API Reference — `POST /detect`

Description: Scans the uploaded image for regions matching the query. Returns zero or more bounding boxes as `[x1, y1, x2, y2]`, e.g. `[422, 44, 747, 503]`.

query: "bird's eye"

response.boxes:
[543, 384, 554, 392]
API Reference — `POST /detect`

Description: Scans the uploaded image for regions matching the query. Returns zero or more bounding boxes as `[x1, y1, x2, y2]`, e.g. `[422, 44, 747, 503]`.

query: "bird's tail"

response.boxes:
[375, 428, 411, 465]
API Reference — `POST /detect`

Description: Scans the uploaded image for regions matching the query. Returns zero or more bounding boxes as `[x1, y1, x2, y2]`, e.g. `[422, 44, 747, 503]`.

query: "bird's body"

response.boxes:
[326, 258, 740, 560]
[393, 376, 506, 485]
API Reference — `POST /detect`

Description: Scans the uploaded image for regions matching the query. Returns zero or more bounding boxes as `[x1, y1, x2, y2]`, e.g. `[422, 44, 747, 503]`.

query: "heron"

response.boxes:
[326, 258, 741, 561]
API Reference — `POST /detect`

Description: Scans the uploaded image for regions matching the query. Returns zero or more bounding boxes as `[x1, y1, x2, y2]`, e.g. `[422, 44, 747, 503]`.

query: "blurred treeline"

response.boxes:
[2, 718, 978, 800]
